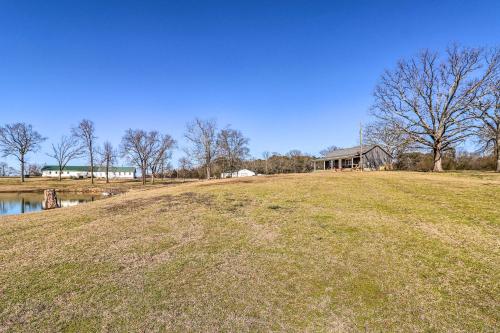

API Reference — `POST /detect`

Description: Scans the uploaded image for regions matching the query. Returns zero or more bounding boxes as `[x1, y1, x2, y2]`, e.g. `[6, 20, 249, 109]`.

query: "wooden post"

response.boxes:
[339, 159, 342, 171]
[331, 160, 333, 170]
[324, 161, 326, 170]
[351, 157, 354, 169]
[313, 161, 316, 171]
[43, 189, 59, 210]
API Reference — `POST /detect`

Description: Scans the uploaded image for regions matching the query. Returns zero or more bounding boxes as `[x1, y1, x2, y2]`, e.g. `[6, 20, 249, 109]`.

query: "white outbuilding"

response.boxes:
[220, 169, 256, 179]
[41, 166, 136, 179]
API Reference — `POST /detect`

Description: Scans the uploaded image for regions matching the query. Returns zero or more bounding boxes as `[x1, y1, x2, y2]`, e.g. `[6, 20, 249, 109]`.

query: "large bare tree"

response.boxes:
[72, 119, 97, 183]
[149, 133, 176, 184]
[121, 129, 152, 185]
[48, 136, 85, 181]
[184, 118, 218, 179]
[216, 127, 249, 175]
[98, 141, 118, 183]
[0, 123, 46, 182]
[371, 46, 498, 171]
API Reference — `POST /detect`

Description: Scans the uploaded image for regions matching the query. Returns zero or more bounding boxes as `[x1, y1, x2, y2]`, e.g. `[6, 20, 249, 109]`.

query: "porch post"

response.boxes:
[351, 157, 354, 169]
[331, 160, 333, 170]
[338, 159, 342, 170]
[313, 161, 316, 171]
[324, 160, 326, 170]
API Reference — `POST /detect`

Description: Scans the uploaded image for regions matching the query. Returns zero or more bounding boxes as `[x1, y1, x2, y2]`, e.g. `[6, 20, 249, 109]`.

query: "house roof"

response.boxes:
[316, 145, 381, 161]
[41, 165, 135, 172]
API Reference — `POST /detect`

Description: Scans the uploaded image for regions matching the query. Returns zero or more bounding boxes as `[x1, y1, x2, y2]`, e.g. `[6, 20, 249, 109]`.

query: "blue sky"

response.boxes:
[0, 0, 499, 168]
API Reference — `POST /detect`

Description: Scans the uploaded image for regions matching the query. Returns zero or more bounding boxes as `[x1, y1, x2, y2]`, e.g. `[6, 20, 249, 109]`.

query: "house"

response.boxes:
[41, 166, 136, 179]
[220, 169, 256, 178]
[313, 145, 392, 171]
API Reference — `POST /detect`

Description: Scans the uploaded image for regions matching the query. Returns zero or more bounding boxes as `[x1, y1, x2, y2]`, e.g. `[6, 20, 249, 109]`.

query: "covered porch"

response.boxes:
[313, 156, 361, 171]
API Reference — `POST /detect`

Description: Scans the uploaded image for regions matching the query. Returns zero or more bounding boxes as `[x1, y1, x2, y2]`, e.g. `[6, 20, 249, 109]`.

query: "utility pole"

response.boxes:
[359, 122, 363, 171]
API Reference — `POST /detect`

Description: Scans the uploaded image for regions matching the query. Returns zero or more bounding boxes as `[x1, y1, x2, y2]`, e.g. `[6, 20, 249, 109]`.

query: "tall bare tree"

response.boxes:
[149, 133, 176, 184]
[121, 129, 152, 185]
[217, 127, 249, 175]
[99, 141, 118, 183]
[0, 123, 46, 182]
[48, 136, 84, 181]
[72, 119, 97, 183]
[184, 118, 218, 179]
[262, 151, 270, 174]
[371, 46, 498, 171]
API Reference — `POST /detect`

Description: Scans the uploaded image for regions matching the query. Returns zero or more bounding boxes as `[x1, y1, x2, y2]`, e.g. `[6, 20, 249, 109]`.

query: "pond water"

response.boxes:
[0, 192, 103, 216]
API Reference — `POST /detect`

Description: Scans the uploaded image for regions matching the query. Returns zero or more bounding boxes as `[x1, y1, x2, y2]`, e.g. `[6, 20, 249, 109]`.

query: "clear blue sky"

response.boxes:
[0, 0, 499, 168]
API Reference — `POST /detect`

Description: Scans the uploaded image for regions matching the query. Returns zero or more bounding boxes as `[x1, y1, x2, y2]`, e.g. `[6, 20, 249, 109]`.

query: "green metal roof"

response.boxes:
[41, 165, 135, 172]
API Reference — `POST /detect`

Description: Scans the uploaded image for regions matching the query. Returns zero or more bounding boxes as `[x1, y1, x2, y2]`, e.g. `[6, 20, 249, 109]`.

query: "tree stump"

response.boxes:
[43, 189, 59, 209]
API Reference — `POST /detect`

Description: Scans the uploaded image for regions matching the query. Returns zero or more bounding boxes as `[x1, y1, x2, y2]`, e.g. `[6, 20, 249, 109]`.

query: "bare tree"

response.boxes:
[217, 127, 250, 175]
[121, 129, 152, 185]
[178, 156, 192, 179]
[48, 136, 84, 181]
[262, 151, 270, 174]
[0, 162, 7, 176]
[72, 119, 97, 183]
[99, 141, 118, 183]
[149, 133, 176, 184]
[27, 163, 43, 177]
[364, 120, 411, 159]
[319, 145, 341, 156]
[0, 123, 46, 182]
[120, 129, 173, 185]
[472, 72, 500, 171]
[184, 118, 218, 179]
[371, 46, 498, 171]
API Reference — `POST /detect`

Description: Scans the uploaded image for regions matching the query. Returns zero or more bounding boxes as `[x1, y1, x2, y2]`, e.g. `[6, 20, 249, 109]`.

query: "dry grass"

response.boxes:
[0, 171, 499, 331]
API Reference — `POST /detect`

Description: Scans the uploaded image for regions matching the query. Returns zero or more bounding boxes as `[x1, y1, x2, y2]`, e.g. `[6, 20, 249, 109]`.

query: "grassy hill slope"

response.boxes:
[0, 172, 499, 331]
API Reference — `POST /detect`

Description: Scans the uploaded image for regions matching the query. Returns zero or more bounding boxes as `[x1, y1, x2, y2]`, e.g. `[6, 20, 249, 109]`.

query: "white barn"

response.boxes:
[41, 166, 136, 179]
[221, 169, 256, 179]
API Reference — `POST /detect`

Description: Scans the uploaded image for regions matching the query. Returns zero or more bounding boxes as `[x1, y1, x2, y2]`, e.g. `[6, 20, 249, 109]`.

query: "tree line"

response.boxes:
[0, 118, 255, 183]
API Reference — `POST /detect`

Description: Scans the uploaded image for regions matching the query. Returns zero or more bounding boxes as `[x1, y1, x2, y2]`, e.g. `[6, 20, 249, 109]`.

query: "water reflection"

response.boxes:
[0, 192, 102, 216]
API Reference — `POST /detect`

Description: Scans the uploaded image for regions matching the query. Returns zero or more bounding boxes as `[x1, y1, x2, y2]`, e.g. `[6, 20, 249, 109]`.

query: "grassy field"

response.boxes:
[0, 172, 499, 331]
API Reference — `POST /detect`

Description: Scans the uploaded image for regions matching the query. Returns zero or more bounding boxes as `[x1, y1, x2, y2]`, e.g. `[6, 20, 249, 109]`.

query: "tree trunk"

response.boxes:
[433, 145, 443, 172]
[59, 167, 62, 181]
[141, 166, 146, 185]
[106, 161, 109, 183]
[206, 165, 210, 180]
[89, 144, 94, 184]
[496, 137, 500, 173]
[20, 156, 25, 182]
[43, 189, 59, 209]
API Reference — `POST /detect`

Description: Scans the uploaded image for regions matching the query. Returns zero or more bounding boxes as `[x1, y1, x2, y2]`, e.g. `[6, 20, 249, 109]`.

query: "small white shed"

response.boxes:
[221, 169, 256, 178]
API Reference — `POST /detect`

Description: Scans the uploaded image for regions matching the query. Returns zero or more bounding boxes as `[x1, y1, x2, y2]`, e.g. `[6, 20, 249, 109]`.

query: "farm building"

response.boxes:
[41, 166, 136, 179]
[314, 145, 392, 171]
[221, 169, 256, 178]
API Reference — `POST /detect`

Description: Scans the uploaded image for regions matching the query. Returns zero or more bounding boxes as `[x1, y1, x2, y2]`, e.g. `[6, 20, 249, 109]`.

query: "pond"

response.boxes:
[0, 192, 103, 216]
